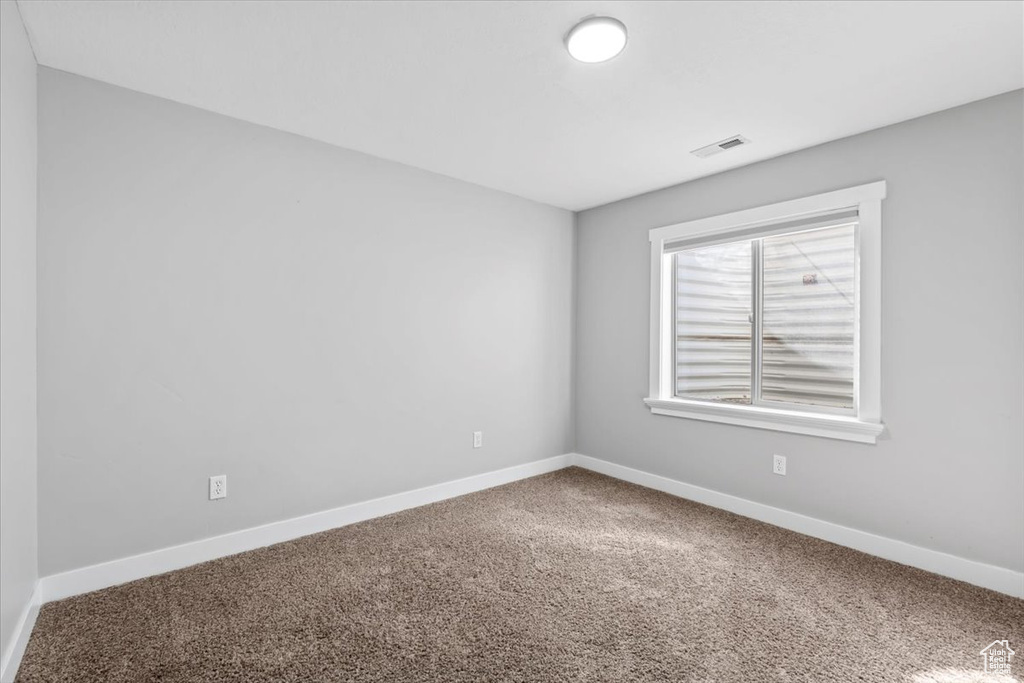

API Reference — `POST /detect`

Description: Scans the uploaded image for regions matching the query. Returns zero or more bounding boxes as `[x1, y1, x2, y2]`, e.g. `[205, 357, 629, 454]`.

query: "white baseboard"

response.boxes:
[37, 450, 1023, 610]
[41, 454, 572, 603]
[0, 582, 41, 683]
[569, 453, 1024, 599]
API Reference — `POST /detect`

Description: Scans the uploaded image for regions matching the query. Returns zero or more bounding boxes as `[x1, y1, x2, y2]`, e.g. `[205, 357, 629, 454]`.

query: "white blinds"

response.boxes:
[673, 220, 857, 411]
[674, 241, 752, 403]
[761, 224, 856, 409]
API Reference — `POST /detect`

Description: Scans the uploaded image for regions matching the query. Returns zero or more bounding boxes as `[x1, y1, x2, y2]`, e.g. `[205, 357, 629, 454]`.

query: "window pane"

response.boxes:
[675, 242, 752, 404]
[761, 224, 856, 409]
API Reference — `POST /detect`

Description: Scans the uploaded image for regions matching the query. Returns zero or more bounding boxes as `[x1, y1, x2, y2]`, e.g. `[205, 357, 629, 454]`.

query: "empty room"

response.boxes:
[1, 1, 1022, 681]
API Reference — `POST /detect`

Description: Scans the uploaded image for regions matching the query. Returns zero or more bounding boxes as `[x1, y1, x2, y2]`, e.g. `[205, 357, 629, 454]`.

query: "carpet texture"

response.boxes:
[17, 468, 1024, 682]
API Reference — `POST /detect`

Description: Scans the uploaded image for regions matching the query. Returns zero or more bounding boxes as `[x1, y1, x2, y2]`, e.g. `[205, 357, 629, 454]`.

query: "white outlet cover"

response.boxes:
[773, 455, 787, 476]
[209, 475, 227, 500]
[473, 431, 483, 448]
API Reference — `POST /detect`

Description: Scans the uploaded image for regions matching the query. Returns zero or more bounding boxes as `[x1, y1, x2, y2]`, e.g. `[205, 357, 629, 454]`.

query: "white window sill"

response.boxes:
[643, 397, 884, 444]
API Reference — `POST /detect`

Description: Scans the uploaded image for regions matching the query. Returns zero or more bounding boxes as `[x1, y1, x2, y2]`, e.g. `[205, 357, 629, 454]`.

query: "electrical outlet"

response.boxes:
[209, 475, 227, 500]
[473, 431, 483, 448]
[772, 454, 787, 476]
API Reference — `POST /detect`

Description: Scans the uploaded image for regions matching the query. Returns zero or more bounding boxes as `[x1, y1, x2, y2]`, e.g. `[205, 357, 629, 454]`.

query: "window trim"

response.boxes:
[645, 181, 886, 444]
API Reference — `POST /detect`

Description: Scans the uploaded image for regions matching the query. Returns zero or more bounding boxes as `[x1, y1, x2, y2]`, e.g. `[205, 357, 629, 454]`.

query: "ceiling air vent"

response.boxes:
[691, 135, 751, 159]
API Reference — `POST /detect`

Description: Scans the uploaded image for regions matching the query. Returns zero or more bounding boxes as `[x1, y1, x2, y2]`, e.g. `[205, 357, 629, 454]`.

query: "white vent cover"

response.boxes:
[691, 135, 752, 159]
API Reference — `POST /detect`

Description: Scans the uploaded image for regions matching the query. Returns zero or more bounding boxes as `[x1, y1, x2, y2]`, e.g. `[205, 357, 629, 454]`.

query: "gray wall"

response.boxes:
[0, 1, 39, 664]
[576, 91, 1024, 572]
[37, 69, 575, 576]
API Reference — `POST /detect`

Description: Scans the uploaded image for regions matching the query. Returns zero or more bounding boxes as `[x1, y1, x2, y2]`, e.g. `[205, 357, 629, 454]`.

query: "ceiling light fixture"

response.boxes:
[565, 16, 627, 63]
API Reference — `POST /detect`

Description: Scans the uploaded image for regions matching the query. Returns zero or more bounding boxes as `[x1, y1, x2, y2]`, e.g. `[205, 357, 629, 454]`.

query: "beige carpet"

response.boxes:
[17, 468, 1024, 682]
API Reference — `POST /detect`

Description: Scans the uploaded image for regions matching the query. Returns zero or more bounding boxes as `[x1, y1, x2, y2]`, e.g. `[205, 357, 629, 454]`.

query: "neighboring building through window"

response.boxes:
[645, 182, 885, 443]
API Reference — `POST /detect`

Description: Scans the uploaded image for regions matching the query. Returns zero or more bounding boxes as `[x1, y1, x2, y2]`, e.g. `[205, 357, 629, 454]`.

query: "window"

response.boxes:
[645, 182, 885, 443]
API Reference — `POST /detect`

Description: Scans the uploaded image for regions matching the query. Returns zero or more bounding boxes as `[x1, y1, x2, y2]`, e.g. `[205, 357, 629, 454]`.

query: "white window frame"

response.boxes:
[644, 181, 886, 444]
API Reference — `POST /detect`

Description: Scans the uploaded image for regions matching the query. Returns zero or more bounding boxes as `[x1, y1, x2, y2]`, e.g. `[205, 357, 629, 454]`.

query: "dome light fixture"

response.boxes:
[565, 16, 627, 64]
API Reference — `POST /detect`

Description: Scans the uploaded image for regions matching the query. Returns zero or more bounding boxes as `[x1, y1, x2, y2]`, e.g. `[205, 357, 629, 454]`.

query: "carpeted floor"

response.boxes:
[17, 467, 1024, 682]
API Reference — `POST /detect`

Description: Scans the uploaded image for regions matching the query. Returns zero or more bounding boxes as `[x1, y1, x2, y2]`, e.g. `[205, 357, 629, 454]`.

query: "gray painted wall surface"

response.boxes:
[0, 1, 39, 661]
[37, 69, 574, 576]
[575, 91, 1024, 571]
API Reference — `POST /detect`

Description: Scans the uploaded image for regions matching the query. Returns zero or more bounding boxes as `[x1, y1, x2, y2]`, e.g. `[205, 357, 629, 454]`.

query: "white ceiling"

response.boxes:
[16, 0, 1024, 210]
